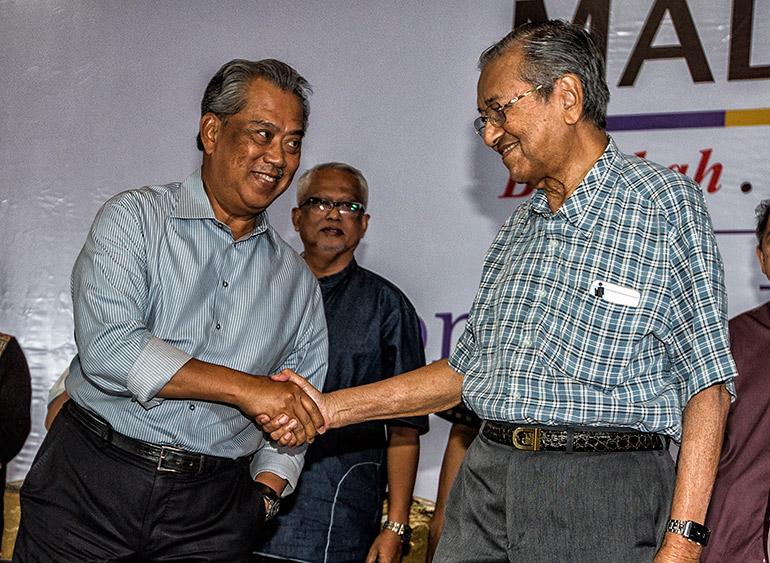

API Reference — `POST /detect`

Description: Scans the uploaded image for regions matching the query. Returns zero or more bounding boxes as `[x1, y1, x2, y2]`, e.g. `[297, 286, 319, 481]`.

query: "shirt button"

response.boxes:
[536, 289, 546, 298]
[189, 404, 195, 411]
[222, 281, 229, 288]
[216, 323, 221, 330]
[513, 392, 522, 399]
[549, 240, 559, 249]
[523, 338, 533, 347]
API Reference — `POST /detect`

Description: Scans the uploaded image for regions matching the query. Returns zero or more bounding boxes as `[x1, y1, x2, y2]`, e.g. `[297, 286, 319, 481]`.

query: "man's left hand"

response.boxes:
[365, 529, 403, 563]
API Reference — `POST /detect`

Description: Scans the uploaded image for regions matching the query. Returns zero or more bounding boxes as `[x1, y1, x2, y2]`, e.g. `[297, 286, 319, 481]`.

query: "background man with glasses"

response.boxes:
[265, 21, 737, 563]
[255, 162, 427, 563]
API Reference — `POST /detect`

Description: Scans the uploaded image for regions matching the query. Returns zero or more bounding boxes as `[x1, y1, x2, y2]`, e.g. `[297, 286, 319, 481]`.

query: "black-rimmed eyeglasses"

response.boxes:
[474, 85, 543, 136]
[299, 197, 365, 216]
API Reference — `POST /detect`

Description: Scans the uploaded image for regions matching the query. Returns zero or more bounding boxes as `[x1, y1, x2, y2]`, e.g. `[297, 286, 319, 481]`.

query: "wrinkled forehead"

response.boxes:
[307, 169, 365, 201]
[476, 49, 526, 111]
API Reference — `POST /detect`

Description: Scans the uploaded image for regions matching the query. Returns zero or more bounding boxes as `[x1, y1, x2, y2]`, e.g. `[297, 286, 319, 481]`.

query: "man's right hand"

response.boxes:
[243, 373, 326, 447]
[255, 369, 330, 448]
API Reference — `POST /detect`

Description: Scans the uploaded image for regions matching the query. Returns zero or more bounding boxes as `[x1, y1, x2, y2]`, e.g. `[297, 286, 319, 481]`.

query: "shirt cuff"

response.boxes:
[127, 336, 192, 408]
[250, 441, 307, 496]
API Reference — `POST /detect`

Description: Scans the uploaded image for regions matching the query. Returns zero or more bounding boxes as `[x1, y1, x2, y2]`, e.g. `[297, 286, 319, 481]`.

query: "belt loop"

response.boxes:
[566, 427, 574, 454]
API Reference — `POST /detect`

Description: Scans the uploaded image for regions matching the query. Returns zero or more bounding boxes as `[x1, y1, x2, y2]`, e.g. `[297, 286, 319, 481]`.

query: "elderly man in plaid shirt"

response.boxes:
[266, 20, 737, 563]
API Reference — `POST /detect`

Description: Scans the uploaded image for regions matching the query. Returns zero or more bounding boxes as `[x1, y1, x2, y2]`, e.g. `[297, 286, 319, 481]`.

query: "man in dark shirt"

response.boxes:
[255, 162, 427, 563]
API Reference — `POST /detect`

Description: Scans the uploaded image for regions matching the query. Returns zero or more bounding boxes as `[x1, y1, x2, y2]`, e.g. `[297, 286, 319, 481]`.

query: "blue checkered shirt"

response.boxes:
[449, 138, 737, 442]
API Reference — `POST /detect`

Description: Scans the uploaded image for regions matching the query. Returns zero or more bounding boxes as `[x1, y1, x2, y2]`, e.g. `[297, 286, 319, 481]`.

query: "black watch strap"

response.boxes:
[666, 519, 710, 546]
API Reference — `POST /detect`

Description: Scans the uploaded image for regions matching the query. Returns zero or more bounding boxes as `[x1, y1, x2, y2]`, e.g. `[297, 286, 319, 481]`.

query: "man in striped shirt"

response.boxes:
[14, 59, 327, 562]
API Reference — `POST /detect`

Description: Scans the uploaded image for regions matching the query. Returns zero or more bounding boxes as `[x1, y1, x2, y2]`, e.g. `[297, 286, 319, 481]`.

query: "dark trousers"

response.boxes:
[13, 405, 265, 562]
[433, 430, 676, 563]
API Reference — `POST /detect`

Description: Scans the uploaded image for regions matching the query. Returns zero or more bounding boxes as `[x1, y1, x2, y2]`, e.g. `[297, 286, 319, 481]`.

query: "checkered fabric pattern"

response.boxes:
[450, 138, 737, 442]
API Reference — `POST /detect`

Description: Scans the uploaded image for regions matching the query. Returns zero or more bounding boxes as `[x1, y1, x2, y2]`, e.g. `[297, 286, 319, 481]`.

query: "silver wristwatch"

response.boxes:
[256, 483, 281, 521]
[383, 520, 412, 544]
[666, 519, 710, 546]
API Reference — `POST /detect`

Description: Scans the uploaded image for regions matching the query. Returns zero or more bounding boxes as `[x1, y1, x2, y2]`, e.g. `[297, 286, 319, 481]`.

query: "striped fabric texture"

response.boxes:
[450, 138, 737, 442]
[66, 169, 327, 488]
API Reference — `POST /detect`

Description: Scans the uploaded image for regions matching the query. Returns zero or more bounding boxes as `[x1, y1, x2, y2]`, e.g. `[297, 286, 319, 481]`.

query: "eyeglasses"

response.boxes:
[299, 197, 365, 216]
[473, 85, 543, 136]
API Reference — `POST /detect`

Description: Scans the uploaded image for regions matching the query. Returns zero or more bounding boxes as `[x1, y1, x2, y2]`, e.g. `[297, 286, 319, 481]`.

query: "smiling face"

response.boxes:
[476, 49, 567, 189]
[200, 78, 304, 236]
[292, 168, 369, 270]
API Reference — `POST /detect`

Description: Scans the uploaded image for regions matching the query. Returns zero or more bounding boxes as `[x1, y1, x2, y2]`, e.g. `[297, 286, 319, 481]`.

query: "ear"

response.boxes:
[757, 245, 767, 277]
[360, 213, 370, 237]
[555, 73, 584, 126]
[199, 112, 221, 155]
[291, 207, 302, 232]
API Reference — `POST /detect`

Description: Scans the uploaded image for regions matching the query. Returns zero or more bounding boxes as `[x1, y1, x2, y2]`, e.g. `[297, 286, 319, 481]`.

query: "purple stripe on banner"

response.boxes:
[714, 230, 755, 235]
[607, 111, 725, 132]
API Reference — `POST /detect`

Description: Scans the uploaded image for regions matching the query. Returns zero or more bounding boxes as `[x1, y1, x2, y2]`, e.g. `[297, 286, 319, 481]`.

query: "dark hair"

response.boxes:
[196, 58, 312, 150]
[756, 199, 770, 248]
[478, 20, 610, 130]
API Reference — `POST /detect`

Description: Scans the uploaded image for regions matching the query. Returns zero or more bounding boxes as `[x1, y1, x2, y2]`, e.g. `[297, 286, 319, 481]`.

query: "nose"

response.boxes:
[324, 204, 343, 219]
[263, 139, 286, 168]
[482, 120, 505, 148]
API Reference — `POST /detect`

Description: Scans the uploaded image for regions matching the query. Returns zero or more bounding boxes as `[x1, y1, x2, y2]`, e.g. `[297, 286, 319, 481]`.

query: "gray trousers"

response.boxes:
[433, 429, 675, 563]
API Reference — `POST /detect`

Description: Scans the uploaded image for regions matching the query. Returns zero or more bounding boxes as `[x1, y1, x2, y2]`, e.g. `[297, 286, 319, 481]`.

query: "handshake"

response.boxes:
[250, 370, 333, 448]
[245, 359, 461, 448]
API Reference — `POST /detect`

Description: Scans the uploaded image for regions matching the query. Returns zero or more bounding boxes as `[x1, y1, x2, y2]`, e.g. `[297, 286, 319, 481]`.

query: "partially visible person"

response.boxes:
[0, 333, 31, 554]
[45, 367, 68, 430]
[426, 403, 479, 563]
[702, 199, 770, 563]
[255, 162, 427, 563]
[14, 59, 327, 563]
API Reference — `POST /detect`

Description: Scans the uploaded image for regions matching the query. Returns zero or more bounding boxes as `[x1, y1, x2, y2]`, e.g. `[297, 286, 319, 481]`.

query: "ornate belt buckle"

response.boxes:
[512, 427, 540, 451]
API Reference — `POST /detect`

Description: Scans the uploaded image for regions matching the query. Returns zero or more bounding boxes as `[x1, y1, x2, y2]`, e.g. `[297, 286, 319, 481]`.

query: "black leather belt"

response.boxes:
[66, 400, 243, 475]
[482, 421, 666, 453]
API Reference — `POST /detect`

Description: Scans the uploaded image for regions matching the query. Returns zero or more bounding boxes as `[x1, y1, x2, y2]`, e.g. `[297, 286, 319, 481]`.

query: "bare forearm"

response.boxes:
[327, 359, 463, 429]
[386, 426, 421, 524]
[157, 358, 254, 408]
[655, 383, 731, 562]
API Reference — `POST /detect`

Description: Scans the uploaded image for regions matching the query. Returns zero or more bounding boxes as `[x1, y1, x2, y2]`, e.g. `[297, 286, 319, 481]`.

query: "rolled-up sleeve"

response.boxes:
[72, 194, 191, 408]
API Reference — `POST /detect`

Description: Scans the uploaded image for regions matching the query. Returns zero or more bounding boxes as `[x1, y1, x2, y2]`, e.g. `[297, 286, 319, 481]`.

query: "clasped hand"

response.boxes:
[254, 369, 329, 448]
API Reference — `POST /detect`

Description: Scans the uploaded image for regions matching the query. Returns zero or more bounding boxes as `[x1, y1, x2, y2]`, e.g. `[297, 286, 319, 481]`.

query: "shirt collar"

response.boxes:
[530, 136, 620, 237]
[173, 167, 272, 241]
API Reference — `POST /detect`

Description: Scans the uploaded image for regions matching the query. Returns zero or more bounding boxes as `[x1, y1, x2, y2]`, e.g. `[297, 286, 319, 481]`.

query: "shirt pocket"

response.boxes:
[540, 283, 649, 393]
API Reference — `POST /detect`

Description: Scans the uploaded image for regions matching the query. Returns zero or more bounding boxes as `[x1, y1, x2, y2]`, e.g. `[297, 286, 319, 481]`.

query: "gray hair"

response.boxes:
[478, 20, 610, 130]
[757, 199, 770, 249]
[196, 58, 312, 150]
[296, 162, 369, 208]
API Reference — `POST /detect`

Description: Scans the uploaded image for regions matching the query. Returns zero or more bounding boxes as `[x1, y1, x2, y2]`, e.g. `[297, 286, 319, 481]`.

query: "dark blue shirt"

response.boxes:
[256, 258, 428, 563]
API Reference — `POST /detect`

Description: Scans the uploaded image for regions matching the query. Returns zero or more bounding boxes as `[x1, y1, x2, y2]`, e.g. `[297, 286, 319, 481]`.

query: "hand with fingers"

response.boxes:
[255, 369, 330, 448]
[243, 371, 327, 447]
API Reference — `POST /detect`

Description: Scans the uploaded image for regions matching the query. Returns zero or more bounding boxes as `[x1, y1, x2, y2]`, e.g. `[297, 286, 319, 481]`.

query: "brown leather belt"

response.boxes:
[482, 421, 666, 453]
[66, 400, 244, 475]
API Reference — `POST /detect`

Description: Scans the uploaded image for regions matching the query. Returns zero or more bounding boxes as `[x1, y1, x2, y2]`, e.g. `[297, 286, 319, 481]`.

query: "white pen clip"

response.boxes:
[589, 280, 641, 308]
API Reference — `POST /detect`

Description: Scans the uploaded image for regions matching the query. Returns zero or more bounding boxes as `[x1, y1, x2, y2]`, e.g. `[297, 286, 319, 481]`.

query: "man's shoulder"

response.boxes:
[614, 149, 708, 227]
[730, 300, 770, 330]
[349, 264, 416, 308]
[101, 182, 182, 215]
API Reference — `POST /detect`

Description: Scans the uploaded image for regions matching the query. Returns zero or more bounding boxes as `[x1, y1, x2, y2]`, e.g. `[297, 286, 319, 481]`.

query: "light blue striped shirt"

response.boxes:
[450, 138, 737, 442]
[66, 169, 327, 491]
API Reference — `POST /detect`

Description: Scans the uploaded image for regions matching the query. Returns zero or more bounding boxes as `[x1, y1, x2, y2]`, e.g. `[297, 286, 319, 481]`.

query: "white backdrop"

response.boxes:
[2, 0, 769, 501]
